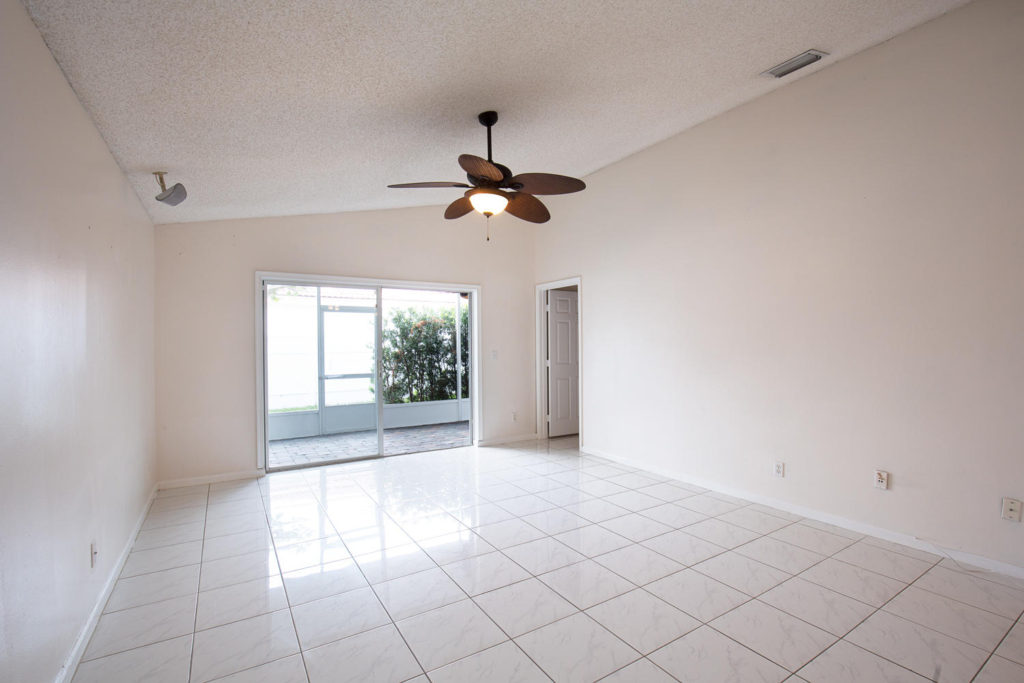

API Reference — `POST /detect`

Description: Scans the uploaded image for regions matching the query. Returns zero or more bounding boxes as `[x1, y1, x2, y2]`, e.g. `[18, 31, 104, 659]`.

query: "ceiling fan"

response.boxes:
[388, 111, 585, 226]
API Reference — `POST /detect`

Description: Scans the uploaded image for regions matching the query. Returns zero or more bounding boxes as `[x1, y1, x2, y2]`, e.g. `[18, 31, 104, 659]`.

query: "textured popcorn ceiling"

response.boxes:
[26, 0, 967, 224]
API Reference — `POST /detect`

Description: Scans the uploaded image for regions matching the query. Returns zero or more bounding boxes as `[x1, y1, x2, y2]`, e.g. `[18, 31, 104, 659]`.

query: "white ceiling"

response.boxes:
[26, 0, 967, 225]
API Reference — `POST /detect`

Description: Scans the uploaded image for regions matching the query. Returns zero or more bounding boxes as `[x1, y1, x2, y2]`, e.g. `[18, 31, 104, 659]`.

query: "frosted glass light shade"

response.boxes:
[469, 191, 508, 216]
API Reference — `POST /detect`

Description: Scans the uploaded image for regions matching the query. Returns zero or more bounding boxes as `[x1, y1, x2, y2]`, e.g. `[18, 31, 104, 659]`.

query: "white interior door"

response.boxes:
[547, 289, 579, 437]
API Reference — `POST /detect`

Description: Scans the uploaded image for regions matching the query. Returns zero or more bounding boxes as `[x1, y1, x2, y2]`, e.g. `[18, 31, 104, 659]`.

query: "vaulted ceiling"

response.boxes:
[26, 0, 967, 224]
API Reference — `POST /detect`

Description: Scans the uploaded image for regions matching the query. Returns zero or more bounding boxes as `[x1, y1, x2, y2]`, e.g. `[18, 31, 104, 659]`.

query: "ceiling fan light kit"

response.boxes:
[388, 111, 585, 237]
[467, 189, 509, 217]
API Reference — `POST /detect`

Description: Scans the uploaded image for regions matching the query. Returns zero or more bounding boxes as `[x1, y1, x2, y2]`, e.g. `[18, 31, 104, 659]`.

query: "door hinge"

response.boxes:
[545, 359, 550, 367]
[546, 414, 551, 422]
[545, 304, 550, 312]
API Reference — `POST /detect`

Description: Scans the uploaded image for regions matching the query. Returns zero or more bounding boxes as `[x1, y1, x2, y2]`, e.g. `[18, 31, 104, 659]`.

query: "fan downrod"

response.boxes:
[478, 111, 498, 161]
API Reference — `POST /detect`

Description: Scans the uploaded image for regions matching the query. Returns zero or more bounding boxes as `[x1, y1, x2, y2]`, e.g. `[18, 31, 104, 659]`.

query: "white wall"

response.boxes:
[536, 0, 1024, 568]
[0, 1, 157, 680]
[155, 212, 535, 481]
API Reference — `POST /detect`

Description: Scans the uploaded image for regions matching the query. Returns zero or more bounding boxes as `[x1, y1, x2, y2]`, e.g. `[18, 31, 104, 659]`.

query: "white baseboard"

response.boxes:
[477, 432, 540, 447]
[581, 446, 1024, 581]
[158, 469, 263, 490]
[54, 482, 159, 683]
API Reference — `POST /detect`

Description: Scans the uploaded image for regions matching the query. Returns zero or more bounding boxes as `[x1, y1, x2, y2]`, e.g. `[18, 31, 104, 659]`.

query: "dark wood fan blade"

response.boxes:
[505, 193, 550, 223]
[388, 181, 471, 188]
[444, 196, 473, 219]
[508, 173, 586, 195]
[458, 154, 504, 182]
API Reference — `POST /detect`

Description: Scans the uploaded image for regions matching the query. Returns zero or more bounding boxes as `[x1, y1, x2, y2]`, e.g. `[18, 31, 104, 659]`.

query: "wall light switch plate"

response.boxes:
[773, 461, 785, 478]
[1002, 497, 1022, 522]
[874, 470, 889, 490]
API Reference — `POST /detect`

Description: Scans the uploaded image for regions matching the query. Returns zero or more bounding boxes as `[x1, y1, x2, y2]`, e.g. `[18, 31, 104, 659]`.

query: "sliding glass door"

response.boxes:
[264, 279, 472, 471]
[380, 288, 471, 456]
[319, 287, 379, 459]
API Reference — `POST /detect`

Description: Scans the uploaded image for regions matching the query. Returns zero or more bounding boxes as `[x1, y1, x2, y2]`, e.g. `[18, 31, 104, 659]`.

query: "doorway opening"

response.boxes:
[536, 278, 581, 441]
[257, 274, 478, 472]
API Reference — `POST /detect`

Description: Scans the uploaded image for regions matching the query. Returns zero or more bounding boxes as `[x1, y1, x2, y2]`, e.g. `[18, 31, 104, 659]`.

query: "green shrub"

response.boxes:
[381, 306, 469, 403]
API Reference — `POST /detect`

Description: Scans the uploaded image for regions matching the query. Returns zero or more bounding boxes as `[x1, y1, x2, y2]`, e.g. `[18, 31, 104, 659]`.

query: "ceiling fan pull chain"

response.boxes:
[486, 216, 491, 241]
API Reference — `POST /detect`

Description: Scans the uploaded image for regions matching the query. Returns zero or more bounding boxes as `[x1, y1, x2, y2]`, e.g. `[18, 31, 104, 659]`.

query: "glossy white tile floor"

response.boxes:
[74, 437, 1024, 682]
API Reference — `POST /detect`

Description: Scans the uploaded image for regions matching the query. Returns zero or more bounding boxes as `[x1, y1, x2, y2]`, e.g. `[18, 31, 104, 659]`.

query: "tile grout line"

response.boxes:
[351, 463, 644, 680]
[595, 655, 683, 683]
[359, 491, 552, 680]
[253, 479, 315, 683]
[620, 510, 941, 678]
[844, 557, 1024, 650]
[411, 475, 793, 679]
[317, 474, 436, 680]
[531, 450, 908, 676]
[792, 554, 949, 681]
[902, 580, 1024, 623]
[513, 455, 765, 679]
[186, 484, 210, 683]
[457, 554, 626, 680]
[797, 541, 946, 675]
[377, 450, 947, 682]
[636, 518, 854, 677]
[80, 489, 210, 678]
[386, 449, 743, 680]
[115, 444, 1023, 683]
[968, 610, 1023, 683]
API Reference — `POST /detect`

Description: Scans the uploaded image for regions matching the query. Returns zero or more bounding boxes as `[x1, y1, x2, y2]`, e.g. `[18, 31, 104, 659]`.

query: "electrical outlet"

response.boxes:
[512, 410, 518, 422]
[90, 541, 98, 569]
[773, 461, 785, 478]
[874, 470, 890, 490]
[1002, 497, 1022, 523]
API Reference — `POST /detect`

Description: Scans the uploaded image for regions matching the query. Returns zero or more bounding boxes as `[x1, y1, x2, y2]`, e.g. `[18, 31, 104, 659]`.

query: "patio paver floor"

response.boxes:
[268, 420, 471, 469]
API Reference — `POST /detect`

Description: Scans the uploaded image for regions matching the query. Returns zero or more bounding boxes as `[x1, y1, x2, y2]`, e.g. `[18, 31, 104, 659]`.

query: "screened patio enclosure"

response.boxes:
[264, 282, 472, 470]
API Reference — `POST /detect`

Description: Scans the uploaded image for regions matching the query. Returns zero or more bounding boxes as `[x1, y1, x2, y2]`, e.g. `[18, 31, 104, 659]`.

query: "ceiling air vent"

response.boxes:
[762, 49, 828, 78]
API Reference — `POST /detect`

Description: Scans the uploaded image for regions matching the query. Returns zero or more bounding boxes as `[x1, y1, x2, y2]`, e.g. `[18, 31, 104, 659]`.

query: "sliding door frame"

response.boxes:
[254, 271, 482, 473]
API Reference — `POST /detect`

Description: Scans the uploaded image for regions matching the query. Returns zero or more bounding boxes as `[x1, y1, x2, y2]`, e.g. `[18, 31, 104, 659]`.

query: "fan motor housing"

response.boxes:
[467, 162, 513, 188]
